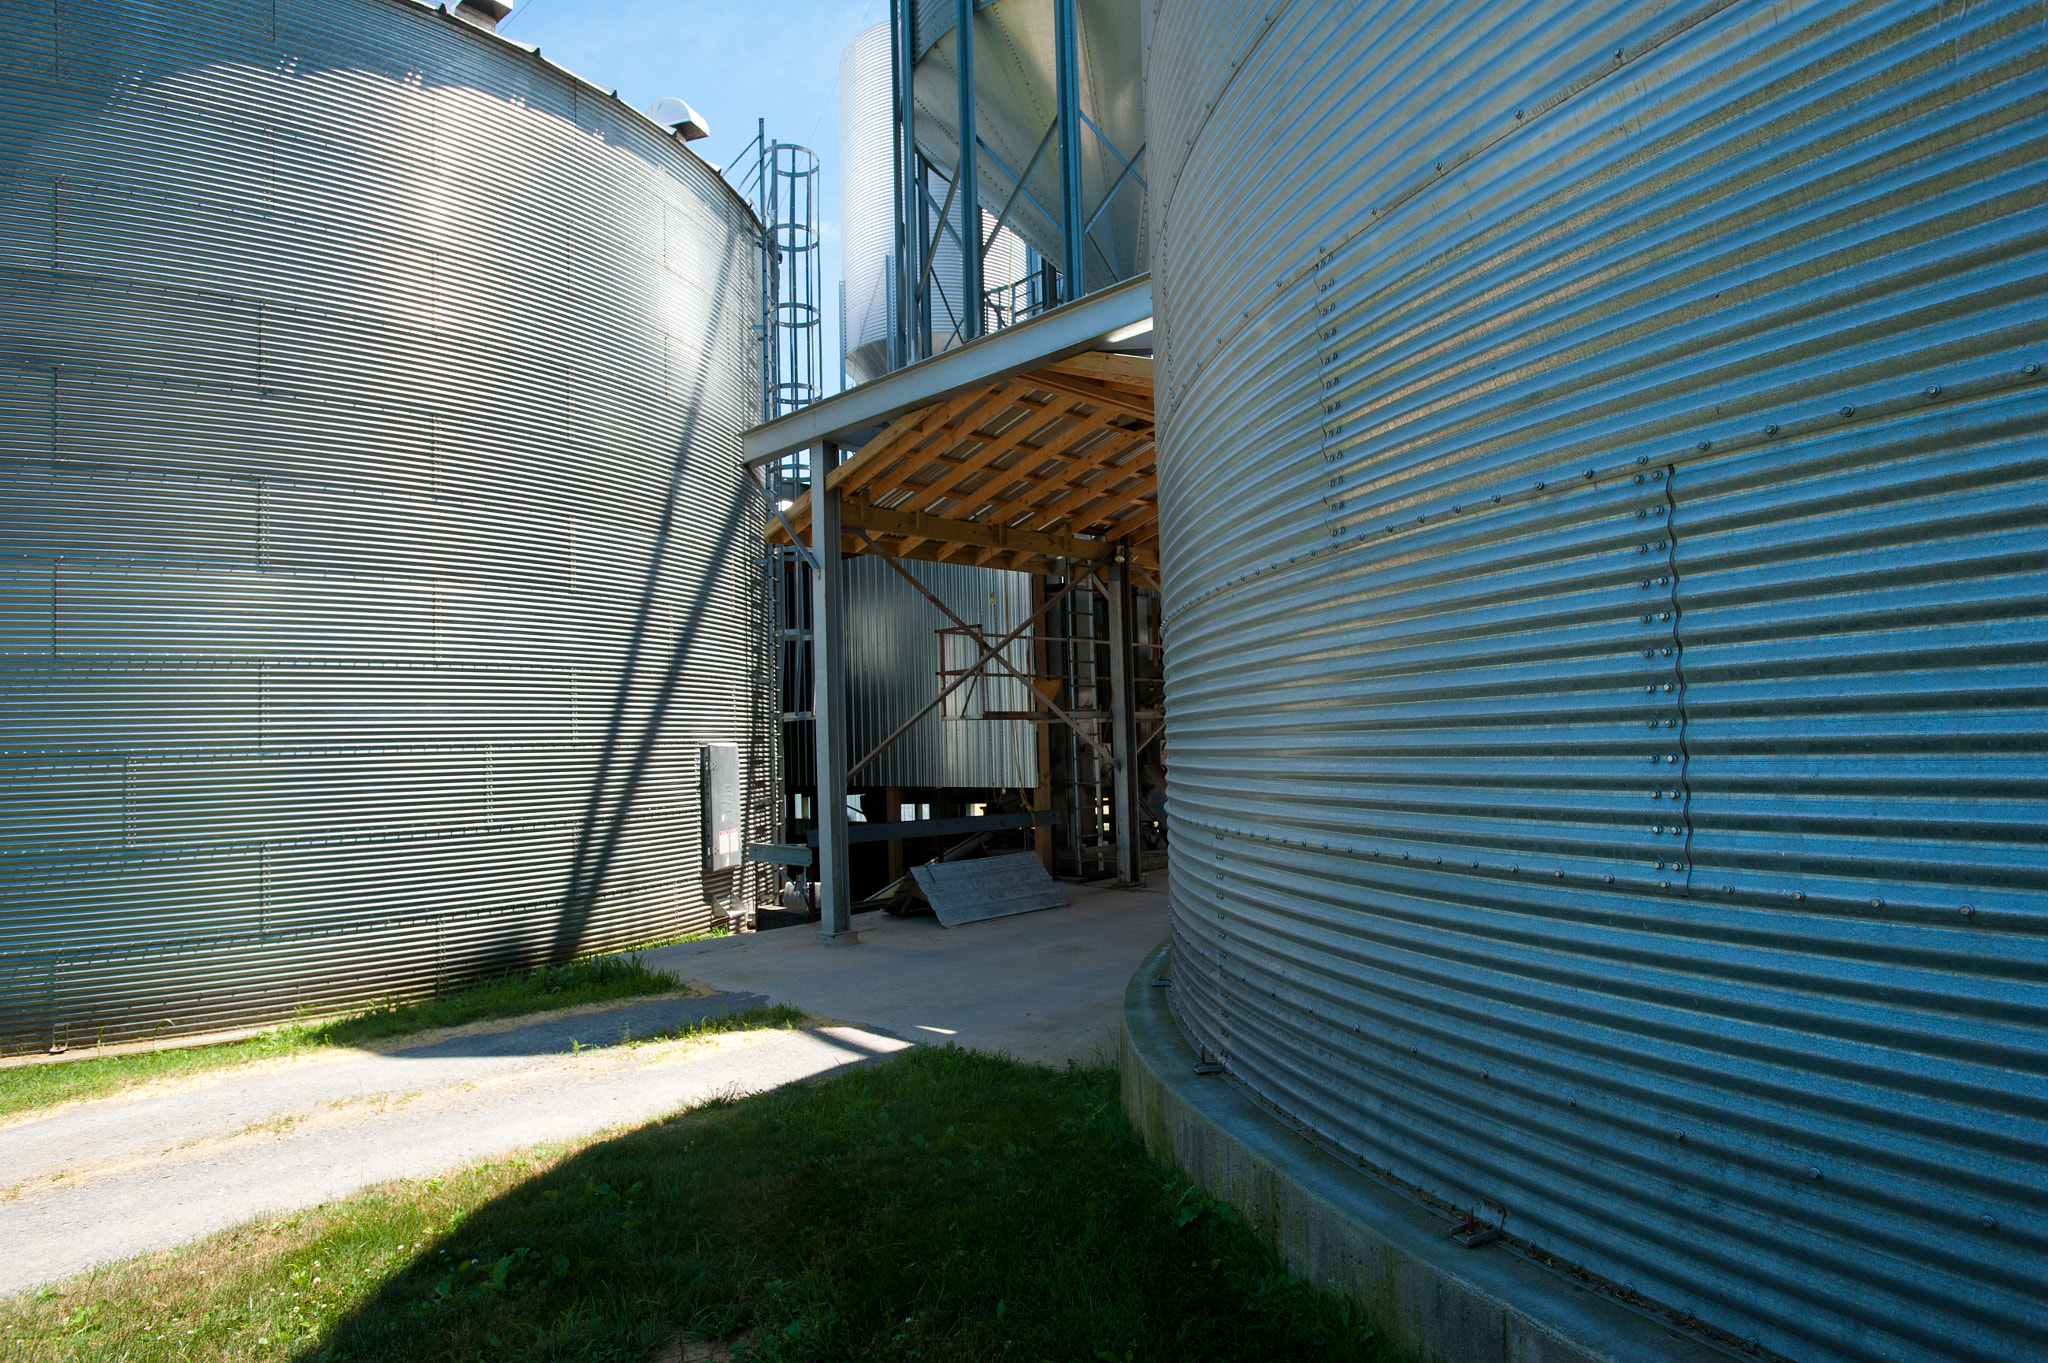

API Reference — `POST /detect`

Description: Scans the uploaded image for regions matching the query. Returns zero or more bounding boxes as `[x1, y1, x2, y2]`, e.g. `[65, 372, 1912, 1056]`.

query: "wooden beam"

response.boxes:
[830, 388, 992, 491]
[767, 358, 1157, 554]
[1042, 352, 1153, 387]
[842, 503, 1116, 563]
[865, 395, 1124, 517]
[864, 394, 1065, 510]
[1018, 370, 1155, 422]
[975, 431, 1154, 529]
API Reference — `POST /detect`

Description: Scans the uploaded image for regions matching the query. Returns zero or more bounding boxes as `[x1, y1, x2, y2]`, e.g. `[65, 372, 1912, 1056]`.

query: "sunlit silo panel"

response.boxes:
[0, 0, 768, 1052]
[1148, 2, 2048, 1361]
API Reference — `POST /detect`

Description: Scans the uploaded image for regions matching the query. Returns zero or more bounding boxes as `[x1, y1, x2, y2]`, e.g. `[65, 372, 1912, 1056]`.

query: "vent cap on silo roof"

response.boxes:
[649, 98, 711, 142]
[450, 0, 513, 31]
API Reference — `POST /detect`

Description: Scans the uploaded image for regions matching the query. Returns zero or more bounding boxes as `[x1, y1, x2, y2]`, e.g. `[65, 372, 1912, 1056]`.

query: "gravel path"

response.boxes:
[0, 993, 909, 1297]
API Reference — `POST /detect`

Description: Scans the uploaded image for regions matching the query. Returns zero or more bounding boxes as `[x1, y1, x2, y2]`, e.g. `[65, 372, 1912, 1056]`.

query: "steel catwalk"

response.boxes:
[1146, 2, 2048, 1361]
[0, 0, 768, 1052]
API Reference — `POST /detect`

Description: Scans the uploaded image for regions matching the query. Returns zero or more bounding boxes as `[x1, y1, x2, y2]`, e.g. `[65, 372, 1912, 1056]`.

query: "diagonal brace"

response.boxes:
[845, 545, 1097, 778]
[862, 532, 1112, 765]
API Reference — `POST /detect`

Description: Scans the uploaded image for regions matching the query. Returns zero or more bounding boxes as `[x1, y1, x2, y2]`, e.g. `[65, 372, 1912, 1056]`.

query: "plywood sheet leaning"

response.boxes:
[911, 852, 1069, 927]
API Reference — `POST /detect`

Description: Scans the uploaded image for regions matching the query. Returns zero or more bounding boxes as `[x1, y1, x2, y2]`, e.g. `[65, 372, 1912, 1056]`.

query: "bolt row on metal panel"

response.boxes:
[0, 0, 770, 1052]
[1145, 1, 2047, 1360]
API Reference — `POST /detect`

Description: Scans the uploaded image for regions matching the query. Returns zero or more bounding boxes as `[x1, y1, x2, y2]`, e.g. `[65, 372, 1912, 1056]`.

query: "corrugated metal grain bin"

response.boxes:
[0, 0, 769, 1052]
[1145, 1, 2048, 1359]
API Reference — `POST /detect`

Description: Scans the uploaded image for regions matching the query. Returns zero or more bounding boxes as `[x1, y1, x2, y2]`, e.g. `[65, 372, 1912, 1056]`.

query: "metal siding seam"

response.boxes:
[0, 0, 767, 1053]
[1150, 0, 2048, 1360]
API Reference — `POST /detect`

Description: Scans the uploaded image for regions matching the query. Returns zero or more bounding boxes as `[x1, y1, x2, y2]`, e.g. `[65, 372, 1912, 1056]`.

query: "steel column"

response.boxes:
[1032, 575, 1055, 870]
[891, 0, 921, 367]
[1107, 554, 1143, 885]
[810, 441, 856, 944]
[954, 0, 982, 341]
[1053, 0, 1085, 302]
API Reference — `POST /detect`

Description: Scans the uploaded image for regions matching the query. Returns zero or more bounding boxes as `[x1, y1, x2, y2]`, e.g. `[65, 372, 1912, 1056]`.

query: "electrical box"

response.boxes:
[700, 742, 740, 873]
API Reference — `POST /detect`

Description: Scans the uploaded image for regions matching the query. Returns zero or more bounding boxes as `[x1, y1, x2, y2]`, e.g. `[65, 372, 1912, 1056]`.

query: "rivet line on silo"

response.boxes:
[1165, 363, 2042, 629]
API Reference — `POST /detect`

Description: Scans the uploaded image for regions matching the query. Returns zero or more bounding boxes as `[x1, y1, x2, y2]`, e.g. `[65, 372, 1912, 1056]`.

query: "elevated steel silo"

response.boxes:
[0, 0, 767, 1051]
[1148, 2, 2048, 1360]
[840, 18, 1034, 383]
[906, 0, 1146, 296]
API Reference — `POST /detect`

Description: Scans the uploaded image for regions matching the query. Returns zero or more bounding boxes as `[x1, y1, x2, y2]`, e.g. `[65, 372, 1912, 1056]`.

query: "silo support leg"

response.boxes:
[811, 442, 857, 944]
[1107, 555, 1144, 887]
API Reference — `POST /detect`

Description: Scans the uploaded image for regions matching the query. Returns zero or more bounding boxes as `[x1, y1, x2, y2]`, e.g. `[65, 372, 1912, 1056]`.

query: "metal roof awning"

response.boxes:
[749, 276, 1156, 577]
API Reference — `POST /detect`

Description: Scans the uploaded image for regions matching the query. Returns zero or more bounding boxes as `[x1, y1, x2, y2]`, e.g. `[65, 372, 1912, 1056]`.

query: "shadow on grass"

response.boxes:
[306, 1048, 1390, 1363]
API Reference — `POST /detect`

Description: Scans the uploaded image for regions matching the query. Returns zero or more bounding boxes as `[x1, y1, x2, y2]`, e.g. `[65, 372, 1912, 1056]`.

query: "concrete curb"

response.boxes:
[1120, 941, 1728, 1363]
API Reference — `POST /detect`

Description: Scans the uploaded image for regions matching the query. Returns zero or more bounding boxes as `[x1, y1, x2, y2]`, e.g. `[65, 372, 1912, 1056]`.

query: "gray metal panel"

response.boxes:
[839, 21, 903, 386]
[1149, 2, 2048, 1362]
[843, 556, 1037, 790]
[913, 850, 1066, 926]
[843, 20, 1022, 385]
[0, 0, 771, 1053]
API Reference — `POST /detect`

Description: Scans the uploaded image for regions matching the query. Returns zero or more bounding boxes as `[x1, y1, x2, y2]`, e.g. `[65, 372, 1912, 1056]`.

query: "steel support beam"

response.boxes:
[1054, 0, 1085, 301]
[743, 273, 1150, 467]
[1032, 575, 1055, 871]
[889, 0, 914, 370]
[810, 440, 856, 944]
[1107, 553, 1144, 886]
[954, 0, 981, 341]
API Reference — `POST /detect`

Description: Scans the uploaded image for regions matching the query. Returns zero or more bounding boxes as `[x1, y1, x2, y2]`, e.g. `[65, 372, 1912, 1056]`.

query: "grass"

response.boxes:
[0, 951, 703, 1120]
[0, 1048, 1392, 1363]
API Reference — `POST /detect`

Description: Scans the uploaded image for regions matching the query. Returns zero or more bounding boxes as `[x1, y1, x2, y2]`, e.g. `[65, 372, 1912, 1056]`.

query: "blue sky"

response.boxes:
[497, 0, 886, 392]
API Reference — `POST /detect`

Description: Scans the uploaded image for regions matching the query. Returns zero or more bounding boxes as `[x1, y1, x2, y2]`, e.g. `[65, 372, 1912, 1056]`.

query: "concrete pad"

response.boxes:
[642, 874, 1171, 1067]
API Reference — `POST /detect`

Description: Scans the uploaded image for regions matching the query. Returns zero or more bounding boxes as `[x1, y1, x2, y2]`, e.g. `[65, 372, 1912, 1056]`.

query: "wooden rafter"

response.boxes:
[766, 352, 1155, 577]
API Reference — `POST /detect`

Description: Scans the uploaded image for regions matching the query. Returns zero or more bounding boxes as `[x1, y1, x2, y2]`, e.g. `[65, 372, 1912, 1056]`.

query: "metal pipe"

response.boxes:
[1082, 143, 1145, 237]
[810, 440, 854, 943]
[954, 0, 981, 340]
[1053, 0, 1084, 302]
[984, 119, 1058, 255]
[974, 133, 1058, 236]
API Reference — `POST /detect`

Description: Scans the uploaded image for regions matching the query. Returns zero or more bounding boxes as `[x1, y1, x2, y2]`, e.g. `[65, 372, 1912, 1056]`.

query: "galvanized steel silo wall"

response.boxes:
[0, 0, 769, 1052]
[1146, 2, 2047, 1360]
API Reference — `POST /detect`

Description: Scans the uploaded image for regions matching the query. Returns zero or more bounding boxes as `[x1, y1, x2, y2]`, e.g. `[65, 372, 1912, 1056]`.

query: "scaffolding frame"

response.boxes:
[728, 124, 825, 925]
[743, 282, 1159, 938]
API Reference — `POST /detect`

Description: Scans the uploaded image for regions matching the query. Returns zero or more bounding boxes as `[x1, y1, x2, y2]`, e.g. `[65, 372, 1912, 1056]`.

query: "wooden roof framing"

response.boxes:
[766, 352, 1156, 576]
